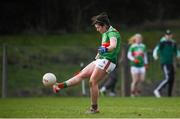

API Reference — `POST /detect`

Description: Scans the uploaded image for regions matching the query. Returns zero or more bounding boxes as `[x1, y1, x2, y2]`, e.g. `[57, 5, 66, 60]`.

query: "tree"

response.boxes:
[63, 0, 97, 32]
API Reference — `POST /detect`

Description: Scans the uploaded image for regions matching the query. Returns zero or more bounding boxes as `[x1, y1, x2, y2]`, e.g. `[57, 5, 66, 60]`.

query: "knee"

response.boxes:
[89, 79, 97, 87]
[89, 81, 92, 87]
[131, 80, 136, 84]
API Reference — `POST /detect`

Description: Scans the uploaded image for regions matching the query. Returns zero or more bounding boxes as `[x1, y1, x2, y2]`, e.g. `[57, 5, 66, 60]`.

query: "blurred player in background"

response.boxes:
[127, 34, 148, 97]
[52, 12, 121, 113]
[153, 29, 179, 98]
[100, 67, 118, 96]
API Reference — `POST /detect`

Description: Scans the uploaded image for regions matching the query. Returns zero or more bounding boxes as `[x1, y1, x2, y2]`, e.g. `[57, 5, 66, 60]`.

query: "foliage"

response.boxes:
[0, 31, 180, 97]
[1, 1, 180, 33]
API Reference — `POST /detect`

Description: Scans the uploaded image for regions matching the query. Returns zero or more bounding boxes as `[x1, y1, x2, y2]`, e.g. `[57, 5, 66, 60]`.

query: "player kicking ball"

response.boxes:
[52, 12, 121, 114]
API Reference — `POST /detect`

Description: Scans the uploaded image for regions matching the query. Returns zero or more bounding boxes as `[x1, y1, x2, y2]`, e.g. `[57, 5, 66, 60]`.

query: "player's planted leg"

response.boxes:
[86, 67, 106, 114]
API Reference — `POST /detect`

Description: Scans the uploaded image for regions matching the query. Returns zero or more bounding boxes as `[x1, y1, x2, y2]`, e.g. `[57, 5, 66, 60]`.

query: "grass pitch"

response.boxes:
[0, 97, 180, 118]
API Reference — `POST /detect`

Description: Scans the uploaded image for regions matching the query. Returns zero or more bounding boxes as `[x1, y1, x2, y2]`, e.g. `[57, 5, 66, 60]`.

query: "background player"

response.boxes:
[100, 68, 118, 96]
[127, 34, 148, 97]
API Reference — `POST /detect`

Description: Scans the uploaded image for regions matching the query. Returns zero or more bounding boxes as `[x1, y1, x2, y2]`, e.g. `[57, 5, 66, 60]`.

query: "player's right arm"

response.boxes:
[106, 37, 117, 52]
[153, 37, 165, 60]
[127, 45, 135, 61]
[153, 44, 159, 60]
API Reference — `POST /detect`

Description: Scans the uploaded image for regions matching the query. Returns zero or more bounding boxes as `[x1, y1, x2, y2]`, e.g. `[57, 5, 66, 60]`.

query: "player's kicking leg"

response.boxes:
[52, 62, 95, 93]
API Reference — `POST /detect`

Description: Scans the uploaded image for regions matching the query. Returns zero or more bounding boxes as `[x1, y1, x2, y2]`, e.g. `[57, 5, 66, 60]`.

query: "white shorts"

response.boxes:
[131, 66, 146, 74]
[93, 59, 116, 73]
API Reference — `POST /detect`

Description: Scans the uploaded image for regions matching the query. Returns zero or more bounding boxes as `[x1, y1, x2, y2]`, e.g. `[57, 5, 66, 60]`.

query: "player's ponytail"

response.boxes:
[128, 33, 143, 44]
[128, 35, 136, 45]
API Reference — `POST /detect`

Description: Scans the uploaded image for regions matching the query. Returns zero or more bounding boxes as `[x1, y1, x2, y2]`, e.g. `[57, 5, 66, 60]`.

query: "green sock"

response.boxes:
[58, 82, 68, 89]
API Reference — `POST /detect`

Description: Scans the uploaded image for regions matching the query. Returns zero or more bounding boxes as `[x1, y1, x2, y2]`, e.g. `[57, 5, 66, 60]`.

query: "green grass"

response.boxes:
[0, 97, 180, 118]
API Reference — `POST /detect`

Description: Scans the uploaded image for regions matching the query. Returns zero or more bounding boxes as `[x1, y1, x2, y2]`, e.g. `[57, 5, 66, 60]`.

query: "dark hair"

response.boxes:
[91, 12, 110, 26]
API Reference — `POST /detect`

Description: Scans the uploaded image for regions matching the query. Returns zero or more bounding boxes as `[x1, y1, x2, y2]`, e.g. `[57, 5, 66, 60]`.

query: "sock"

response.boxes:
[92, 104, 98, 110]
[58, 82, 68, 89]
[131, 90, 135, 95]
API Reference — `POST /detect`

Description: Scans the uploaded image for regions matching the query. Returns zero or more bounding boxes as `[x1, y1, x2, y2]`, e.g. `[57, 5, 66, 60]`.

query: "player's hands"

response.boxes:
[133, 59, 140, 64]
[98, 46, 108, 54]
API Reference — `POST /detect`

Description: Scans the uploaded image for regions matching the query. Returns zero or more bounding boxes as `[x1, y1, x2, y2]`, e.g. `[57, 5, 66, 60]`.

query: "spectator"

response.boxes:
[153, 29, 179, 98]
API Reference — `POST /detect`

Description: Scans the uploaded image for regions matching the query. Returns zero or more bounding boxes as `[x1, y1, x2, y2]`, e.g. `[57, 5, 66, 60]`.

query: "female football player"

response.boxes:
[52, 12, 121, 113]
[127, 34, 148, 97]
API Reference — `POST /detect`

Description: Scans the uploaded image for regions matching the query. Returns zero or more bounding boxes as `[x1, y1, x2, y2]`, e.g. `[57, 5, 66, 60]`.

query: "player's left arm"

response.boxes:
[144, 53, 148, 64]
[173, 42, 180, 68]
[144, 45, 148, 65]
[174, 42, 179, 59]
[144, 49, 148, 69]
[106, 37, 117, 51]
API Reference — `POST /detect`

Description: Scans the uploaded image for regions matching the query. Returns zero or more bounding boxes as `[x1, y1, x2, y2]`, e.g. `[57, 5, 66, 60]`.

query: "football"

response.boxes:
[42, 73, 57, 86]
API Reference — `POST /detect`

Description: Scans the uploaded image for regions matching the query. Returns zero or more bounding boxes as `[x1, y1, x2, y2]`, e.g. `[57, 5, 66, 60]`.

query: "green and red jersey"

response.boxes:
[98, 26, 121, 64]
[128, 43, 148, 67]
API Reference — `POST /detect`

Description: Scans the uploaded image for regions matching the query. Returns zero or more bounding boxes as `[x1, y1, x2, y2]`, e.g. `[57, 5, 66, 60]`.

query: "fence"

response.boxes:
[1, 44, 180, 97]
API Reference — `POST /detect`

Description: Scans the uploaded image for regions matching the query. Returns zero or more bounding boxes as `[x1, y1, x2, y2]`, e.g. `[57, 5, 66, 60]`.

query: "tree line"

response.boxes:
[0, 0, 180, 34]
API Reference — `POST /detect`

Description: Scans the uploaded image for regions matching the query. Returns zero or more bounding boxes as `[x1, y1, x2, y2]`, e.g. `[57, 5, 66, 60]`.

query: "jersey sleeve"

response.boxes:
[143, 44, 148, 64]
[127, 45, 135, 61]
[108, 32, 118, 39]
